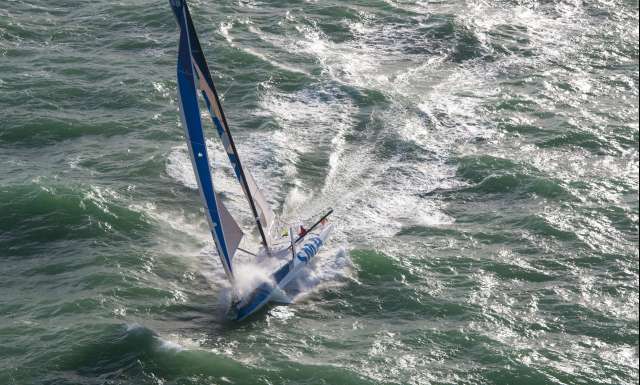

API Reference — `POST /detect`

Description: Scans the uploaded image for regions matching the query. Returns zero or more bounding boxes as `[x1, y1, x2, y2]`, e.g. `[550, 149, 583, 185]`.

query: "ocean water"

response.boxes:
[1, 0, 638, 384]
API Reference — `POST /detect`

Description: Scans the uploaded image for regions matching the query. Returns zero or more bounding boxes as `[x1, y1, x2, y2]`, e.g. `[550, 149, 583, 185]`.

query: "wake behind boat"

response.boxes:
[168, 0, 334, 321]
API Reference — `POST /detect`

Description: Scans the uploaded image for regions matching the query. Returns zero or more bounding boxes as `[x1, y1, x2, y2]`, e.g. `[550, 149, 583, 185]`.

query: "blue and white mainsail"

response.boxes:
[171, 0, 244, 282]
[172, 0, 275, 251]
[169, 0, 335, 320]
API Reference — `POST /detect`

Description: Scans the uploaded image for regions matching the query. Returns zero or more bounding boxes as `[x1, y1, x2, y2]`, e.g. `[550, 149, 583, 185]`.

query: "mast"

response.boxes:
[179, 1, 272, 255]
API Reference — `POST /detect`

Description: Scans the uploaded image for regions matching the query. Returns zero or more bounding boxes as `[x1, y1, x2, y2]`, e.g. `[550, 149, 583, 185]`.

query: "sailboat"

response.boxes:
[168, 0, 334, 321]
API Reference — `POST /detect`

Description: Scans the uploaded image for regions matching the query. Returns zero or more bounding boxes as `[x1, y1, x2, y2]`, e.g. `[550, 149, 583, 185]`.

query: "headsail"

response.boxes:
[173, 0, 276, 250]
[244, 171, 275, 240]
[171, 0, 243, 281]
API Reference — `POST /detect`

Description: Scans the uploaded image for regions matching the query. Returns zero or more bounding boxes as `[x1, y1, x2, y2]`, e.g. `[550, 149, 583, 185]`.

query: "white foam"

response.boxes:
[256, 86, 357, 219]
[247, 14, 509, 248]
[232, 259, 278, 299]
[166, 145, 198, 189]
[81, 185, 120, 219]
[219, 20, 234, 45]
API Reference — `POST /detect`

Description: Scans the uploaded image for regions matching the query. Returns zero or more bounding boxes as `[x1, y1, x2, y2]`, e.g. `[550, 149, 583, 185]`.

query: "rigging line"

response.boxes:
[219, 80, 236, 102]
[237, 247, 257, 257]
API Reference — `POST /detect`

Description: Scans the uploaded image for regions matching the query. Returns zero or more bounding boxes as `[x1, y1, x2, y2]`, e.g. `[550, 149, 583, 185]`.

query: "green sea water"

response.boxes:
[1, 0, 638, 384]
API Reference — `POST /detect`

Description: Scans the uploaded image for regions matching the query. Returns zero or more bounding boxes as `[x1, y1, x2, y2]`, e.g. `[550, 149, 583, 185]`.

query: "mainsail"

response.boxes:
[169, 0, 335, 321]
[171, 0, 243, 281]
[171, 0, 276, 252]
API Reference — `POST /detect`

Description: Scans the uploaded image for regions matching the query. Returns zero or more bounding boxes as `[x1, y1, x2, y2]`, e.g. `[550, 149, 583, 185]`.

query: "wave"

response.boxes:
[0, 183, 150, 255]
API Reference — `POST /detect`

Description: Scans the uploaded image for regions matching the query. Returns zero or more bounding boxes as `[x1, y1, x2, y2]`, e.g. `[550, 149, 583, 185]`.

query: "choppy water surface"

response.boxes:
[1, 0, 638, 384]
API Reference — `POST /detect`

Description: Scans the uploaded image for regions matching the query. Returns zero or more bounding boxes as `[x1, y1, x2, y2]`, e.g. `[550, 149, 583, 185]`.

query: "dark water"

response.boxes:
[1, 0, 638, 384]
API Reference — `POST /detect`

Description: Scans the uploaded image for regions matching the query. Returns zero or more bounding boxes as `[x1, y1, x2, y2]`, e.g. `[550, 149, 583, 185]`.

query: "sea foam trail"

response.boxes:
[248, 18, 467, 242]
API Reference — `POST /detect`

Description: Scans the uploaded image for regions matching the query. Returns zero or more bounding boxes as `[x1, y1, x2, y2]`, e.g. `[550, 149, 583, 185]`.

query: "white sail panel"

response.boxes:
[216, 193, 243, 260]
[245, 171, 276, 240]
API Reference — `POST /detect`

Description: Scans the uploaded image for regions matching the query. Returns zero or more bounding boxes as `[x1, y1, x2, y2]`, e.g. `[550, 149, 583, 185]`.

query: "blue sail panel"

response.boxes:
[174, 4, 242, 281]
